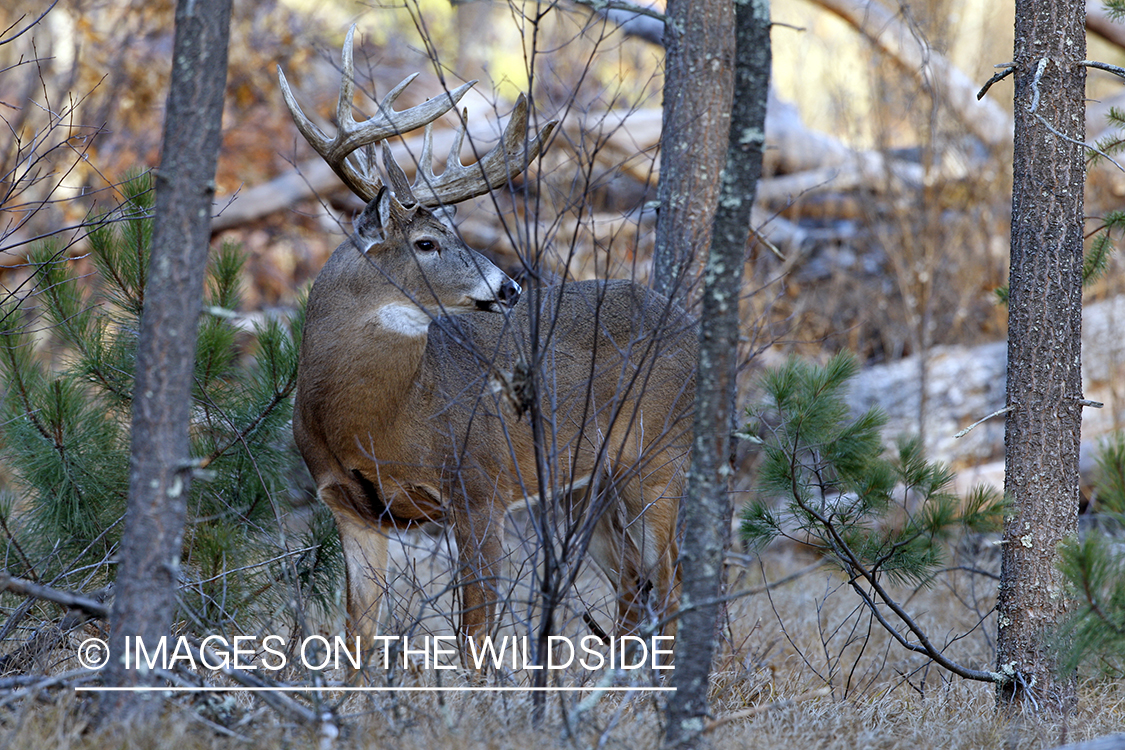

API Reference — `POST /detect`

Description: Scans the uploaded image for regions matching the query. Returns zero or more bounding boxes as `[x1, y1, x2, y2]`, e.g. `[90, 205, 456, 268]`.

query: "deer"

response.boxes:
[279, 27, 697, 667]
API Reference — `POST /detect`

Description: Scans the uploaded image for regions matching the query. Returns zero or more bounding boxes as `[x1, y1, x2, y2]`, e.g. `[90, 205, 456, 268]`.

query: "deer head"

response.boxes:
[348, 185, 521, 336]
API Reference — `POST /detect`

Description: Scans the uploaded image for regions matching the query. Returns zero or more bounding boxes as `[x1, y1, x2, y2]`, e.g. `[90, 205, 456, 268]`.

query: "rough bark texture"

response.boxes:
[997, 0, 1085, 715]
[103, 0, 231, 715]
[651, 0, 735, 302]
[663, 1, 769, 748]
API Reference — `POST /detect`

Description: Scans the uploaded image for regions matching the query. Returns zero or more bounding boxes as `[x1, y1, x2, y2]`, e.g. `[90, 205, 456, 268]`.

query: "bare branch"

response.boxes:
[1082, 59, 1125, 82]
[977, 64, 1016, 101]
[0, 0, 60, 47]
[0, 571, 110, 619]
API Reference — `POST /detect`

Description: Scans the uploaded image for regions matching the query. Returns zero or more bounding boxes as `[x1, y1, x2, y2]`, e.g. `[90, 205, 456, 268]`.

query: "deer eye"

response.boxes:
[414, 239, 437, 253]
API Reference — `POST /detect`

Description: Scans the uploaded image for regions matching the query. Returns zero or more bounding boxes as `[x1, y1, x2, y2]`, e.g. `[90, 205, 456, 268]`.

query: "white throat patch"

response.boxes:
[376, 303, 432, 337]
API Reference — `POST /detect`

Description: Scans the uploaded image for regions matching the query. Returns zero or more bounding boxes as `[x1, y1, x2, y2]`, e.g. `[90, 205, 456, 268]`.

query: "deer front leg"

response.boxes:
[451, 500, 505, 664]
[326, 502, 389, 664]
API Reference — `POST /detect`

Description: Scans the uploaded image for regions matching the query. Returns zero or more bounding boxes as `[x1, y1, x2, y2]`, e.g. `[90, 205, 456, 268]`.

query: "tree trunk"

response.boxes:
[663, 1, 770, 748]
[997, 0, 1085, 715]
[651, 0, 735, 302]
[102, 0, 231, 718]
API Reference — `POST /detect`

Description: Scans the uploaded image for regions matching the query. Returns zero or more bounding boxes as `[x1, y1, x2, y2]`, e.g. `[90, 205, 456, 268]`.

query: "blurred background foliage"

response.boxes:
[7, 0, 1124, 362]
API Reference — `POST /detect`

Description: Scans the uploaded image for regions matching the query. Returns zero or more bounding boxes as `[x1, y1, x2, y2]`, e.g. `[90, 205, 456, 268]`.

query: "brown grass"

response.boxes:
[3, 537, 1124, 749]
[3, 666, 1123, 749]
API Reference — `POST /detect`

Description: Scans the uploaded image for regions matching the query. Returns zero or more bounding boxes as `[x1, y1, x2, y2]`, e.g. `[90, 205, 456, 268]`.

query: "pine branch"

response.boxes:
[195, 373, 297, 471]
[743, 354, 1004, 684]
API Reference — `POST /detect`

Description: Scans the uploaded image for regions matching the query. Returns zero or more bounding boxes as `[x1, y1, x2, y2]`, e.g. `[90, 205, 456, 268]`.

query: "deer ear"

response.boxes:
[433, 203, 457, 228]
[354, 187, 410, 250]
[353, 191, 387, 250]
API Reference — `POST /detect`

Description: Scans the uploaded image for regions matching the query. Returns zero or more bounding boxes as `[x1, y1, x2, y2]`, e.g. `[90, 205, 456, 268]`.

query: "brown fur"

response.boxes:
[293, 191, 696, 661]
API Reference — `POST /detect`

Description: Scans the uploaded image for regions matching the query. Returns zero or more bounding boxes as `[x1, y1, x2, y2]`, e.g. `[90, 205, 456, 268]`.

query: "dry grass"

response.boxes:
[2, 664, 1123, 749]
[3, 535, 1124, 749]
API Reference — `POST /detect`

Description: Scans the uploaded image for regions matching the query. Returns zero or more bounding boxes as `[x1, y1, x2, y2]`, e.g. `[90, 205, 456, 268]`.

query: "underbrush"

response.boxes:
[3, 531, 1123, 749]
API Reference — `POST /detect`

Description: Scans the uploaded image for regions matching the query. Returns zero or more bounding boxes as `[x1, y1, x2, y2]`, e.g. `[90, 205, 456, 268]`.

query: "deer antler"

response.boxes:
[278, 25, 557, 206]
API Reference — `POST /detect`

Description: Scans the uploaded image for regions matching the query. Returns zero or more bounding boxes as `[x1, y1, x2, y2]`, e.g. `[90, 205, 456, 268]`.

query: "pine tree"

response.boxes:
[0, 175, 341, 636]
[1054, 433, 1125, 677]
[741, 354, 1003, 682]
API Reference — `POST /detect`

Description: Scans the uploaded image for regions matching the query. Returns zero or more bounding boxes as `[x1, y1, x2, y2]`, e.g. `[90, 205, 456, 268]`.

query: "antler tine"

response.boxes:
[277, 66, 332, 156]
[335, 25, 359, 139]
[408, 95, 558, 207]
[417, 122, 437, 187]
[278, 23, 477, 202]
[446, 111, 469, 172]
[381, 141, 416, 205]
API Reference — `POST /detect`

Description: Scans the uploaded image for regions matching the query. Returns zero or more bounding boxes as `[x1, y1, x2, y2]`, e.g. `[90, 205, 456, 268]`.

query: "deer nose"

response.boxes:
[497, 278, 521, 308]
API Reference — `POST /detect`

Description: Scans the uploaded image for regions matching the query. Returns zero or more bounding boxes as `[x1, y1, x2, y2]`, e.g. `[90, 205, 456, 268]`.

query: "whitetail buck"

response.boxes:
[280, 27, 696, 664]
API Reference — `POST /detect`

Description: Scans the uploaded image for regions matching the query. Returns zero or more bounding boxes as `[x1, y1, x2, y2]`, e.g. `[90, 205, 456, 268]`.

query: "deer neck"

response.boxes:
[356, 304, 431, 423]
[302, 297, 432, 444]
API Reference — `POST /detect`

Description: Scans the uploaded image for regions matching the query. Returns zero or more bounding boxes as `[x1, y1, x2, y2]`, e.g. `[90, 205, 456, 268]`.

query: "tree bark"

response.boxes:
[997, 0, 1085, 715]
[651, 0, 735, 302]
[663, 1, 770, 748]
[102, 0, 231, 718]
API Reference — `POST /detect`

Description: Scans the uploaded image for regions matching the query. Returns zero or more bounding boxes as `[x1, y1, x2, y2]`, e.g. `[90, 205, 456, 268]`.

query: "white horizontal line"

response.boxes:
[76, 686, 675, 693]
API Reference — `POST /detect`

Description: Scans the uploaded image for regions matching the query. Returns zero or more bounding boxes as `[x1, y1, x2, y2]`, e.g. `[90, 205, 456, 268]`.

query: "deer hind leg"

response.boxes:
[587, 474, 680, 648]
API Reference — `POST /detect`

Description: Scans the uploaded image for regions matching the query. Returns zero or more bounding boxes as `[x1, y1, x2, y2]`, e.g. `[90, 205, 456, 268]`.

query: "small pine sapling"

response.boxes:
[1054, 432, 1125, 677]
[741, 353, 1004, 682]
[0, 174, 342, 639]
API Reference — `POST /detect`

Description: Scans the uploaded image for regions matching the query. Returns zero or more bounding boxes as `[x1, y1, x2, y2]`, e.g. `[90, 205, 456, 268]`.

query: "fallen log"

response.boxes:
[845, 295, 1125, 470]
[808, 0, 1012, 149]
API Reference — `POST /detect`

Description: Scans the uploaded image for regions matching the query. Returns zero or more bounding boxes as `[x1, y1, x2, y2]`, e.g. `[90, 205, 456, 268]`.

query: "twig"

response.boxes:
[568, 0, 665, 22]
[184, 639, 324, 728]
[0, 608, 96, 674]
[977, 63, 1016, 100]
[1032, 111, 1125, 172]
[704, 687, 832, 733]
[1083, 60, 1125, 82]
[954, 406, 1011, 439]
[188, 545, 319, 586]
[750, 225, 785, 261]
[634, 559, 833, 639]
[0, 669, 98, 710]
[725, 557, 832, 595]
[0, 572, 109, 618]
[0, 0, 60, 47]
[149, 662, 334, 746]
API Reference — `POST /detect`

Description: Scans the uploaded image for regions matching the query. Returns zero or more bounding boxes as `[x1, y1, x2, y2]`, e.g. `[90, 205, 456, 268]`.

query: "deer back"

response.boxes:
[409, 279, 697, 507]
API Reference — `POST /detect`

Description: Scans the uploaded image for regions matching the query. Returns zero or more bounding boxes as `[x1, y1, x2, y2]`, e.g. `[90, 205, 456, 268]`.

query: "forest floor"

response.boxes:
[2, 541, 1123, 749]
